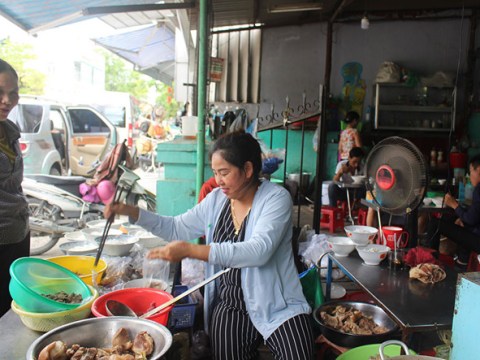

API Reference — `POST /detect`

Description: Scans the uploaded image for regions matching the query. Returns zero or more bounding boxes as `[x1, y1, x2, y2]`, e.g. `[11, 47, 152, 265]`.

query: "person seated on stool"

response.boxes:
[426, 154, 480, 269]
[328, 146, 365, 207]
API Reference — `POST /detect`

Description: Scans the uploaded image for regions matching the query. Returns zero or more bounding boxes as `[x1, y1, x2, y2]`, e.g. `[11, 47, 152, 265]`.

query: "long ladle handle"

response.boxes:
[140, 268, 231, 319]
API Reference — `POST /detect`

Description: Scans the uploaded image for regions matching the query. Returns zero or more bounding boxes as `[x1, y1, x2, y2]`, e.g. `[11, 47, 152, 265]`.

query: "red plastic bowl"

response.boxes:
[91, 288, 174, 325]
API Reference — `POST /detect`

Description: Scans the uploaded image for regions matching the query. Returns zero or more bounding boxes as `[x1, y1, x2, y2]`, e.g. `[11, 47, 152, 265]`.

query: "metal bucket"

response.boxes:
[287, 172, 311, 193]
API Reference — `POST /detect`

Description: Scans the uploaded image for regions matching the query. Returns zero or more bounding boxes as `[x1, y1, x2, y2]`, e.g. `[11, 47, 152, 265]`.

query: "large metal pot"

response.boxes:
[313, 301, 399, 348]
[379, 340, 444, 360]
[287, 172, 311, 193]
[27, 317, 172, 359]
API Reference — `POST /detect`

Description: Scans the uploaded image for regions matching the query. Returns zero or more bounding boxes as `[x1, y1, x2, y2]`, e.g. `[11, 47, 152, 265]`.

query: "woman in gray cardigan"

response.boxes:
[0, 58, 30, 316]
[106, 131, 314, 359]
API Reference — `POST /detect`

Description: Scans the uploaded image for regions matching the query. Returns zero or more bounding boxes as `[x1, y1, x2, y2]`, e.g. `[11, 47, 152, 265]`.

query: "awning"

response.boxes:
[93, 24, 175, 84]
[0, 1, 193, 33]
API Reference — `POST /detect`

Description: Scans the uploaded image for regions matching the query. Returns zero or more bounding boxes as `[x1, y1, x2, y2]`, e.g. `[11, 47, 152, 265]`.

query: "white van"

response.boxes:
[10, 96, 118, 176]
[88, 91, 141, 149]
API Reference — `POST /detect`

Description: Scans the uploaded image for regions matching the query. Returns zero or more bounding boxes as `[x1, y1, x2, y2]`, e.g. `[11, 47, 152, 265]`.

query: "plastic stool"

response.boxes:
[467, 251, 480, 271]
[357, 207, 368, 226]
[320, 206, 344, 233]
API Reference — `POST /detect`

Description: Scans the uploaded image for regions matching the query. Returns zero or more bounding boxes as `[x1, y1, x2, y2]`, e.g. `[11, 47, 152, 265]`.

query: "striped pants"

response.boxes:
[210, 304, 315, 360]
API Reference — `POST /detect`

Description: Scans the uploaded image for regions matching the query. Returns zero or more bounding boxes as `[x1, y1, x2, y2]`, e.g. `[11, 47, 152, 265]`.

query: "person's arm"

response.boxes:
[455, 186, 480, 226]
[333, 161, 349, 182]
[148, 241, 210, 262]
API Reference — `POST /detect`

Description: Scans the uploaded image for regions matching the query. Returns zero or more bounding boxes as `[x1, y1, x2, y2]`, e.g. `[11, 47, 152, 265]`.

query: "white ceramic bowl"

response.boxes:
[63, 230, 87, 242]
[356, 244, 390, 265]
[82, 227, 123, 242]
[327, 237, 356, 257]
[129, 229, 168, 248]
[96, 234, 139, 257]
[59, 241, 98, 256]
[85, 219, 122, 230]
[344, 225, 378, 245]
[351, 175, 366, 184]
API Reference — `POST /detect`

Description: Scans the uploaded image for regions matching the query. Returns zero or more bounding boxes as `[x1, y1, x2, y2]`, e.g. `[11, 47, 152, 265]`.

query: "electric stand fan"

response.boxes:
[365, 137, 428, 253]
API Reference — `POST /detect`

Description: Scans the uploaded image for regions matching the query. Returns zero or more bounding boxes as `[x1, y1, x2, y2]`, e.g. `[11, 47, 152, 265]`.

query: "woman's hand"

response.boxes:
[148, 242, 210, 262]
[148, 241, 191, 262]
[104, 202, 140, 221]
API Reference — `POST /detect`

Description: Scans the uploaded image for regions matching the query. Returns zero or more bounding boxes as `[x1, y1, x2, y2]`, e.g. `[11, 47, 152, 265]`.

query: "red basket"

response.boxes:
[91, 288, 173, 325]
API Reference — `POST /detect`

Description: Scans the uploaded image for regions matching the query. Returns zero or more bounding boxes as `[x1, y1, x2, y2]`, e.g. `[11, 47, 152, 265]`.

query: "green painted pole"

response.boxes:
[196, 0, 208, 199]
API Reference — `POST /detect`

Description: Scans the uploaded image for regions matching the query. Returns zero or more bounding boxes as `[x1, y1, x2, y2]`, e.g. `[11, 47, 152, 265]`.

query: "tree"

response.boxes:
[101, 49, 153, 100]
[100, 49, 179, 120]
[0, 38, 45, 94]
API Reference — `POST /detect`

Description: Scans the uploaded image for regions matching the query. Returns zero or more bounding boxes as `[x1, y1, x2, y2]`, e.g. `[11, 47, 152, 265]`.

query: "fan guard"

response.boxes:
[365, 137, 428, 216]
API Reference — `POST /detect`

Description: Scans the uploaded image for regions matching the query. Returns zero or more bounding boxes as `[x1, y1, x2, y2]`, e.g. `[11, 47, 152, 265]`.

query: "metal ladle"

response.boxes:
[106, 299, 138, 317]
[106, 268, 231, 318]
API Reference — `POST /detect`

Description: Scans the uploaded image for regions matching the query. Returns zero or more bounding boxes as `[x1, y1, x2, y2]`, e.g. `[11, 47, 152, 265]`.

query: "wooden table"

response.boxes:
[325, 252, 458, 343]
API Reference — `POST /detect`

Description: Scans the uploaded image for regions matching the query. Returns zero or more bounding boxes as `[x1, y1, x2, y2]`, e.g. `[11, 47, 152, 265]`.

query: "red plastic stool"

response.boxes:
[467, 251, 480, 271]
[320, 206, 344, 233]
[357, 207, 368, 226]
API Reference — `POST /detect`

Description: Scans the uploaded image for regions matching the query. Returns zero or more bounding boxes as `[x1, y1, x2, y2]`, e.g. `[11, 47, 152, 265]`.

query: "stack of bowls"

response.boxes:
[9, 257, 92, 313]
[11, 285, 98, 332]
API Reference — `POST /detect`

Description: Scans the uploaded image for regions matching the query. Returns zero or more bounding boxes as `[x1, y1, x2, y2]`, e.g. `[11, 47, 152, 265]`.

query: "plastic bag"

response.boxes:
[299, 266, 324, 309]
[300, 233, 330, 268]
[375, 61, 401, 83]
[143, 257, 170, 286]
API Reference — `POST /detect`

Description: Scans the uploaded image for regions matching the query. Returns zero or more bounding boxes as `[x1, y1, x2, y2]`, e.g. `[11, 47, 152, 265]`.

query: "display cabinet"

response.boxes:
[373, 83, 456, 131]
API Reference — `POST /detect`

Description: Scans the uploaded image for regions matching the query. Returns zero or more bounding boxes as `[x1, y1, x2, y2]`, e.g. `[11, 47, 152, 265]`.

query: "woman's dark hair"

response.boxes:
[0, 58, 18, 80]
[344, 111, 360, 124]
[209, 130, 262, 179]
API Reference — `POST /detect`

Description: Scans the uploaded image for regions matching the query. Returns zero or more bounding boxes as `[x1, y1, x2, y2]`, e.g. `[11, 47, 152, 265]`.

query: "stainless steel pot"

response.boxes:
[287, 172, 311, 193]
[379, 340, 444, 360]
[313, 301, 399, 348]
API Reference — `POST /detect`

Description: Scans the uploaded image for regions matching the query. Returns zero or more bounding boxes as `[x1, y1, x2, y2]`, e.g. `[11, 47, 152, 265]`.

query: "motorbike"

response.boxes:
[24, 164, 156, 256]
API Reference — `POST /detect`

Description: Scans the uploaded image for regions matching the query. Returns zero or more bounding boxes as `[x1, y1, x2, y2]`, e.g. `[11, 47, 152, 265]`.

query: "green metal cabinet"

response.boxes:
[156, 137, 213, 215]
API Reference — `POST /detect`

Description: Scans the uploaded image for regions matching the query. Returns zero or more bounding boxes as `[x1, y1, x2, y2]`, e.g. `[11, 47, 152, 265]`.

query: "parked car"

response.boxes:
[9, 96, 118, 176]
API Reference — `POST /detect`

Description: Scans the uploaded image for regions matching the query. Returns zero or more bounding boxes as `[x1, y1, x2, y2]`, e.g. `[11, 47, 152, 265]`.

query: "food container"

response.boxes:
[59, 240, 98, 255]
[26, 317, 172, 360]
[378, 340, 444, 360]
[327, 237, 356, 257]
[287, 172, 311, 192]
[356, 244, 390, 266]
[47, 255, 107, 285]
[91, 288, 174, 326]
[9, 257, 92, 313]
[336, 342, 417, 360]
[85, 219, 123, 229]
[123, 278, 169, 291]
[313, 301, 398, 348]
[11, 285, 98, 332]
[95, 234, 139, 256]
[82, 227, 123, 241]
[345, 225, 378, 245]
[129, 229, 168, 248]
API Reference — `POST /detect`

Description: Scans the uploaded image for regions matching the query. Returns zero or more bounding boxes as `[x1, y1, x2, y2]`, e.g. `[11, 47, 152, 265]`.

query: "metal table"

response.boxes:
[334, 181, 365, 224]
[0, 309, 41, 358]
[325, 252, 457, 342]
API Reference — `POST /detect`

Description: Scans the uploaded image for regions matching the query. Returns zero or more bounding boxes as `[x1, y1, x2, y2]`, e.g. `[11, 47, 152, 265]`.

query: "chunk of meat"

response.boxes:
[112, 327, 133, 352]
[132, 331, 154, 357]
[70, 347, 97, 360]
[38, 341, 68, 360]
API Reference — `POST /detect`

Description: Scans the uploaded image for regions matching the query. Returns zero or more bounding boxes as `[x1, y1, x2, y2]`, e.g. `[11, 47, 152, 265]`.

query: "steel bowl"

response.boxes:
[26, 317, 172, 359]
[313, 301, 399, 348]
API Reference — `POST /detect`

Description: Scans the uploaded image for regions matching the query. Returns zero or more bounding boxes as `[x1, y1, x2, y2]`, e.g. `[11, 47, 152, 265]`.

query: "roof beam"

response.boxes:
[82, 2, 195, 16]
